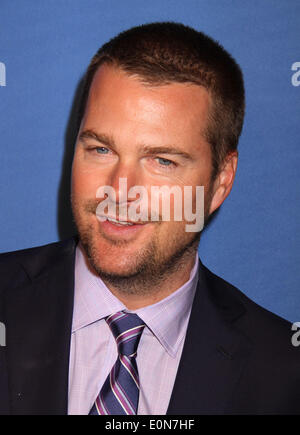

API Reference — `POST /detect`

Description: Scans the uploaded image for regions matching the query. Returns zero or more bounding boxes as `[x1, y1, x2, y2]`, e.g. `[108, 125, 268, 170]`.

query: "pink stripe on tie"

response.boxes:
[96, 394, 108, 415]
[120, 355, 140, 387]
[110, 364, 135, 414]
[107, 312, 127, 326]
[116, 326, 144, 345]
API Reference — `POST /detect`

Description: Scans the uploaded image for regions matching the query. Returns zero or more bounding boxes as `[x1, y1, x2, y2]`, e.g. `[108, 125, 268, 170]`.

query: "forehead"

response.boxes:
[87, 64, 210, 115]
[83, 64, 211, 151]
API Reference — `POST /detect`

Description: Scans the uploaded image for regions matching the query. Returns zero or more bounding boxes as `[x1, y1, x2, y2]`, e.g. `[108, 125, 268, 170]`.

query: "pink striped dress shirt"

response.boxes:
[68, 243, 199, 415]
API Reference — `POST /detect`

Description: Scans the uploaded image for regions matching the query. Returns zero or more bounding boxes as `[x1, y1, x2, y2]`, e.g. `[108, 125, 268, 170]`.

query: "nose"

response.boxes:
[108, 159, 142, 205]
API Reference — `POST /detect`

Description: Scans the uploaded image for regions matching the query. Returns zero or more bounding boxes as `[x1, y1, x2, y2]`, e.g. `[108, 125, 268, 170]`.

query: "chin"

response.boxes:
[96, 256, 139, 277]
[83, 237, 141, 277]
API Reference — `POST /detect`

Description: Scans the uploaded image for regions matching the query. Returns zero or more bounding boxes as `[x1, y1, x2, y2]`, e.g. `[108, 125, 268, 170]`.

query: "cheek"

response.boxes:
[72, 158, 105, 198]
[71, 167, 94, 199]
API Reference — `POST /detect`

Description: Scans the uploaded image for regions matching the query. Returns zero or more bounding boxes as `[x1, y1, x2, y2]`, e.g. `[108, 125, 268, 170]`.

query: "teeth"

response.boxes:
[107, 217, 134, 226]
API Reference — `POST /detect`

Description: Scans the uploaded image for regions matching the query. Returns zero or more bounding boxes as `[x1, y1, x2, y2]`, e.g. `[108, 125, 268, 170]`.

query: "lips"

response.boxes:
[100, 219, 148, 241]
[97, 215, 147, 226]
[106, 217, 134, 226]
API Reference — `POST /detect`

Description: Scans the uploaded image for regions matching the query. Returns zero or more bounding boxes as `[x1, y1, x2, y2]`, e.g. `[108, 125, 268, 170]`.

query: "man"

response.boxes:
[0, 22, 299, 415]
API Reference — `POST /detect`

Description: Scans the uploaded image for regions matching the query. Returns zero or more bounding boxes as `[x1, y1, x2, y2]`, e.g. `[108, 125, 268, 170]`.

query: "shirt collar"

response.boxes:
[72, 244, 126, 333]
[72, 243, 199, 358]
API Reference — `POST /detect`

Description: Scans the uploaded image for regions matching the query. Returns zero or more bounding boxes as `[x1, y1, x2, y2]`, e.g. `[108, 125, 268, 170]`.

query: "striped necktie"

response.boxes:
[89, 311, 145, 415]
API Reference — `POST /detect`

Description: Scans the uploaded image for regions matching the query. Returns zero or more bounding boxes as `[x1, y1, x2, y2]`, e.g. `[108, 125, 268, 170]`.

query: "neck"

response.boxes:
[99, 247, 198, 310]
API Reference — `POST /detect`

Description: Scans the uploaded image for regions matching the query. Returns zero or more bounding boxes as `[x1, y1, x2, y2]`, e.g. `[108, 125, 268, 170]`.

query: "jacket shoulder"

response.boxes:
[202, 264, 300, 413]
[202, 263, 299, 362]
[0, 238, 77, 291]
[203, 264, 292, 329]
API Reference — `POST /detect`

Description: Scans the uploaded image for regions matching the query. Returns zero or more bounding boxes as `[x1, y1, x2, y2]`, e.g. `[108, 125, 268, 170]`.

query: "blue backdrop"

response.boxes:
[0, 0, 299, 321]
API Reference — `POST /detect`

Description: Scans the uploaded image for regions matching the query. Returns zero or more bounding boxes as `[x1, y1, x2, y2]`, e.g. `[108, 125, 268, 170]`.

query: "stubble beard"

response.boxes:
[72, 204, 205, 297]
[79, 222, 200, 296]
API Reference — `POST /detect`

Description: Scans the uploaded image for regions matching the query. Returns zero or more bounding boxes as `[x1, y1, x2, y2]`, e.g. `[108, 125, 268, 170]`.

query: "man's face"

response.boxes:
[71, 64, 214, 280]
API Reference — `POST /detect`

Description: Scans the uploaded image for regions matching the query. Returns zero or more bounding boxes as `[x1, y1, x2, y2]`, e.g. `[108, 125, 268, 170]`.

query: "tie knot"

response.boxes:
[106, 311, 145, 357]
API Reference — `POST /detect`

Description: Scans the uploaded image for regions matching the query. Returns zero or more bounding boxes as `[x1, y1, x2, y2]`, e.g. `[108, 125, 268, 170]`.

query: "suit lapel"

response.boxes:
[167, 262, 253, 414]
[4, 239, 76, 415]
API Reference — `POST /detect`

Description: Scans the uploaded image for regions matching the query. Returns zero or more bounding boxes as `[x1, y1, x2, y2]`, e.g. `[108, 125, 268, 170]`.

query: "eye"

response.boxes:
[156, 157, 176, 167]
[95, 146, 109, 154]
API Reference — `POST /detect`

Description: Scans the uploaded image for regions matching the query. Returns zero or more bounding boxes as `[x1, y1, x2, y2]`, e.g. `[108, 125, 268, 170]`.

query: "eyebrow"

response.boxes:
[140, 145, 193, 161]
[79, 129, 193, 160]
[79, 130, 116, 149]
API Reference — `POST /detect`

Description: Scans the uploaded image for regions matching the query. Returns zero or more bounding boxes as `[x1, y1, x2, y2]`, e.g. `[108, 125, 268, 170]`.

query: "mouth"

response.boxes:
[98, 215, 147, 226]
[107, 217, 134, 226]
[96, 214, 149, 239]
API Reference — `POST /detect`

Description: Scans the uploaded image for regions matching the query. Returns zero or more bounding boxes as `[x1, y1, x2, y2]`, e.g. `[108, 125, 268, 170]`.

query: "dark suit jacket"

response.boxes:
[0, 237, 299, 415]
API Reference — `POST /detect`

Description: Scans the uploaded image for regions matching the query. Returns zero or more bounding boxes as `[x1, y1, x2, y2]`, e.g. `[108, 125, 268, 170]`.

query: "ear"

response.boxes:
[208, 151, 238, 215]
